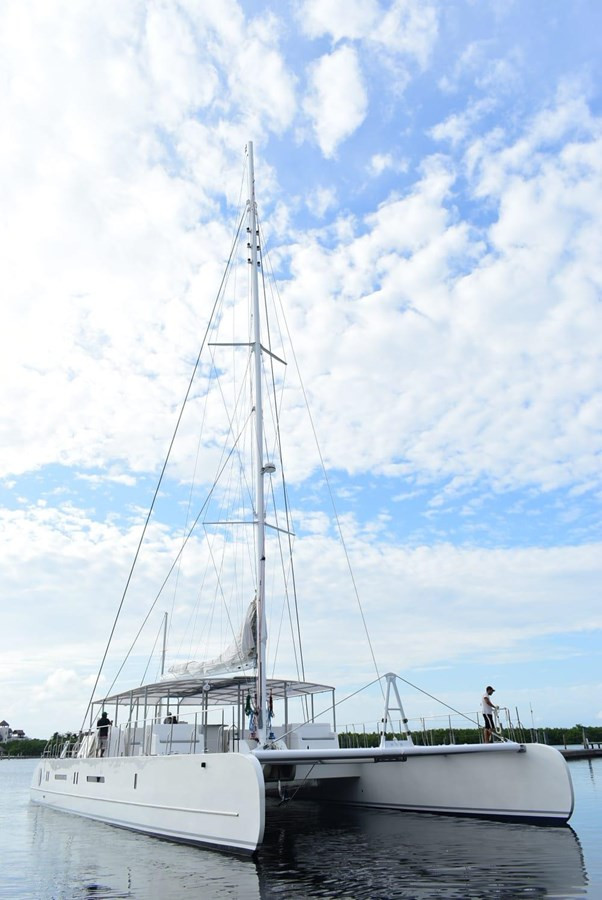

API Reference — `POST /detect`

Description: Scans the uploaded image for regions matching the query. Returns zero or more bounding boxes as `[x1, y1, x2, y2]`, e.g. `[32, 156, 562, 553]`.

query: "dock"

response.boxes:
[560, 747, 602, 761]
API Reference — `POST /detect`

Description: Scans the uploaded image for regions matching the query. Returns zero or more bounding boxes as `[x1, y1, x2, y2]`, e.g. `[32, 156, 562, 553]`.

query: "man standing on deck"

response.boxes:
[482, 686, 499, 743]
[97, 711, 112, 757]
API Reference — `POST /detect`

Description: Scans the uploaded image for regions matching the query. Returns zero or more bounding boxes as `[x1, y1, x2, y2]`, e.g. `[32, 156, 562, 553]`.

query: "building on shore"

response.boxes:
[0, 721, 27, 742]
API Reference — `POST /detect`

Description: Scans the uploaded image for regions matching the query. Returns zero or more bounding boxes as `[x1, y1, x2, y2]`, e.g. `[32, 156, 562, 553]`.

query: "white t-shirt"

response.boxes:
[482, 693, 495, 714]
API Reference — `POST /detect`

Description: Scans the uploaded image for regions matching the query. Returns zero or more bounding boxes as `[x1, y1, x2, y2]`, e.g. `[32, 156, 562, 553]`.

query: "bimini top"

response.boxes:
[98, 675, 335, 708]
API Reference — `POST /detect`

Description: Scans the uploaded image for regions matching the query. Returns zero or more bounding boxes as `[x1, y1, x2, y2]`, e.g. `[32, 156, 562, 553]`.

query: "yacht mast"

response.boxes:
[247, 141, 268, 742]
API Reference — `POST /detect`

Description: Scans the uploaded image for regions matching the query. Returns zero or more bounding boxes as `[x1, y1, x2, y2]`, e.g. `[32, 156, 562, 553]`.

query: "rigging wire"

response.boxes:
[140, 615, 165, 686]
[172, 363, 215, 663]
[276, 675, 384, 744]
[79, 207, 247, 731]
[177, 159, 250, 663]
[178, 345, 256, 664]
[101, 412, 253, 700]
[260, 226, 385, 701]
[166, 321, 218, 662]
[392, 672, 500, 734]
[257, 216, 307, 690]
[171, 191, 270, 674]
[276, 672, 488, 744]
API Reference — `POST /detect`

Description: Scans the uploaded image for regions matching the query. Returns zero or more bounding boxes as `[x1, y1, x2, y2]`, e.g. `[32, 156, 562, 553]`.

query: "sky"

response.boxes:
[1, 0, 602, 739]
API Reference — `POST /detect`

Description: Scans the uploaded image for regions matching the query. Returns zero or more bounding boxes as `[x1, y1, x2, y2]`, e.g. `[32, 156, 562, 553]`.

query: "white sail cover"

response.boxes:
[165, 599, 257, 679]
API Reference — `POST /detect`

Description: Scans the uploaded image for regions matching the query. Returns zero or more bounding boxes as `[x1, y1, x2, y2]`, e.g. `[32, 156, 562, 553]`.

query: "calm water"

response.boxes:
[1, 756, 600, 899]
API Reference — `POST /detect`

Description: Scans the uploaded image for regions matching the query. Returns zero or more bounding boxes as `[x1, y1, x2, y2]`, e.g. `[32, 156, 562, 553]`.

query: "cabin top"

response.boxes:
[98, 675, 335, 708]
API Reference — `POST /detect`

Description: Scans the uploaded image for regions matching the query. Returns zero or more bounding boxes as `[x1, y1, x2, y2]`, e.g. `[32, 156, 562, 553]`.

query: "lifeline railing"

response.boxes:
[338, 706, 530, 747]
[41, 712, 245, 759]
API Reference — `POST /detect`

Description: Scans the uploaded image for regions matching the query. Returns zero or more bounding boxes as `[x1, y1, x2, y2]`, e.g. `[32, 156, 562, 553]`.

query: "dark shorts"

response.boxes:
[483, 713, 494, 729]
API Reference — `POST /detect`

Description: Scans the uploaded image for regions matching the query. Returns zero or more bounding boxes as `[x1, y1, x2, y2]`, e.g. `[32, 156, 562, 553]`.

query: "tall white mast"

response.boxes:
[247, 141, 268, 742]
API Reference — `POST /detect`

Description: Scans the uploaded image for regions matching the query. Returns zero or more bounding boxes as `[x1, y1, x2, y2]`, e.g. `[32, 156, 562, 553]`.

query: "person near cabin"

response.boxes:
[482, 686, 499, 743]
[163, 711, 178, 724]
[96, 711, 112, 756]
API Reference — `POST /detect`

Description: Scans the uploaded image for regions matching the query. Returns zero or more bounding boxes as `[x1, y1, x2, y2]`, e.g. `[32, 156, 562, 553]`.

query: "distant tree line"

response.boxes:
[339, 724, 602, 748]
[1, 731, 80, 758]
[1, 738, 47, 757]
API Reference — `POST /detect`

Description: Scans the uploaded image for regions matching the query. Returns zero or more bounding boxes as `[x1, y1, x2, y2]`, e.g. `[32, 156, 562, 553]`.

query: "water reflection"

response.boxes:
[22, 797, 588, 899]
[26, 804, 260, 899]
[259, 800, 587, 899]
[586, 759, 597, 785]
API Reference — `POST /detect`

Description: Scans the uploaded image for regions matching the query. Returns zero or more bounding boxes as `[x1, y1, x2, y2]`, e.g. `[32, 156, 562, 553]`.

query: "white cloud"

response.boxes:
[222, 14, 297, 135]
[303, 45, 368, 157]
[298, 0, 439, 122]
[32, 669, 95, 704]
[439, 40, 523, 96]
[371, 0, 438, 67]
[306, 186, 338, 217]
[369, 153, 394, 175]
[144, 4, 220, 127]
[300, 0, 438, 68]
[77, 472, 137, 487]
[0, 0, 299, 481]
[367, 153, 409, 176]
[280, 98, 602, 496]
[430, 99, 496, 146]
[300, 0, 380, 42]
[467, 79, 598, 196]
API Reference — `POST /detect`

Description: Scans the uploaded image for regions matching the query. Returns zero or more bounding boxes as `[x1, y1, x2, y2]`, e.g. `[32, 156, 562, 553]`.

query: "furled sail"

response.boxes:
[165, 598, 257, 679]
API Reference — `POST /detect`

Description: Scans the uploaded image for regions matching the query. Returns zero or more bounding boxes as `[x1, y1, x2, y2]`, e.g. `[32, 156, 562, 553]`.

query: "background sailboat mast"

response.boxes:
[247, 141, 267, 740]
[160, 612, 168, 677]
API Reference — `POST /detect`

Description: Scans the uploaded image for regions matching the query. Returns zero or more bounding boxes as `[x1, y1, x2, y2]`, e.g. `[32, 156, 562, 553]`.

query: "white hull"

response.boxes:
[30, 752, 265, 854]
[260, 742, 574, 824]
[30, 741, 572, 855]
[31, 734, 573, 856]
